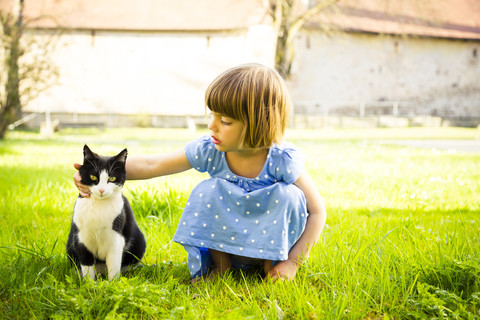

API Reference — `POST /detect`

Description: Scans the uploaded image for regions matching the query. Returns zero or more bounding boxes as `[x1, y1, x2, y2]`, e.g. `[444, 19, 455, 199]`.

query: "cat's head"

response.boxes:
[79, 145, 127, 199]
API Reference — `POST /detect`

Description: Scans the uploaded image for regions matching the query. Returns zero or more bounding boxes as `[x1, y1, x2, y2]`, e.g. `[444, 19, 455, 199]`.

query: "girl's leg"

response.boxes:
[264, 259, 273, 276]
[209, 249, 232, 276]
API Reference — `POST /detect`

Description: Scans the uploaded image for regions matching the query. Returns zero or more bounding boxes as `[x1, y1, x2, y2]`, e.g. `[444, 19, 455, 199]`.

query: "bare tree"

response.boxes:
[0, 0, 58, 139]
[269, 0, 339, 77]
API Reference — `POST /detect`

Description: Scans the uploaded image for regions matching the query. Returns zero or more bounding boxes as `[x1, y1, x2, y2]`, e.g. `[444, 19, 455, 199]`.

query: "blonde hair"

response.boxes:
[205, 63, 291, 149]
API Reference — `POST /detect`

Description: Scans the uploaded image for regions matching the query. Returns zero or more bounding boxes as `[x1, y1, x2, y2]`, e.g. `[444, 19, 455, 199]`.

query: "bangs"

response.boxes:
[205, 70, 248, 122]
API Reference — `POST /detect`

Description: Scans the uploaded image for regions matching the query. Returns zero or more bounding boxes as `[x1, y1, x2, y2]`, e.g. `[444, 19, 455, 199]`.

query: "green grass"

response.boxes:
[0, 127, 479, 319]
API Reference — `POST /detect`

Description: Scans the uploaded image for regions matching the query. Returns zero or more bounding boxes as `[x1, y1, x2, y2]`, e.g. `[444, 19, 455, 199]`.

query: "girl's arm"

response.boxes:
[73, 148, 192, 196]
[266, 171, 327, 280]
[126, 148, 192, 179]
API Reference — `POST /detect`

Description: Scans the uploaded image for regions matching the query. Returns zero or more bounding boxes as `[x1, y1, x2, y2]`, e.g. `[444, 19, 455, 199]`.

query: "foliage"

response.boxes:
[0, 2, 59, 139]
[0, 128, 479, 319]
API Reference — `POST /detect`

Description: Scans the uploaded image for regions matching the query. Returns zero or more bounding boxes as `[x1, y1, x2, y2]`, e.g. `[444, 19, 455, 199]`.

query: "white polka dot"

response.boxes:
[267, 192, 270, 195]
[211, 233, 215, 238]
[267, 211, 270, 214]
[259, 249, 263, 253]
[194, 213, 198, 217]
[237, 202, 240, 206]
[291, 231, 295, 234]
[228, 191, 232, 194]
[223, 226, 226, 230]
[201, 242, 204, 246]
[235, 219, 239, 223]
[226, 174, 231, 178]
[244, 229, 248, 233]
[271, 240, 275, 244]
[203, 223, 207, 227]
[262, 230, 266, 234]
[240, 247, 243, 251]
[211, 185, 215, 189]
[256, 177, 260, 180]
[207, 204, 211, 208]
[280, 250, 284, 254]
[273, 220, 277, 224]
[181, 241, 184, 244]
[256, 203, 260, 207]
[195, 155, 199, 159]
[275, 200, 279, 204]
[187, 202, 190, 206]
[197, 167, 200, 170]
[255, 220, 259, 224]
[199, 193, 203, 197]
[215, 215, 219, 219]
[219, 196, 223, 200]
[183, 222, 186, 225]
[251, 239, 255, 243]
[246, 195, 250, 199]
[231, 237, 235, 241]
[246, 211, 250, 215]
[276, 167, 279, 171]
[191, 232, 195, 236]
[264, 175, 268, 179]
[227, 208, 230, 212]
[208, 158, 212, 162]
[219, 244, 223, 248]
[301, 213, 305, 217]
[287, 169, 291, 173]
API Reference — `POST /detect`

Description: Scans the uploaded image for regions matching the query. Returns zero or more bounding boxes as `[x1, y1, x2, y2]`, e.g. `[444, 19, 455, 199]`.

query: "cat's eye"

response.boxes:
[108, 177, 116, 182]
[90, 175, 98, 181]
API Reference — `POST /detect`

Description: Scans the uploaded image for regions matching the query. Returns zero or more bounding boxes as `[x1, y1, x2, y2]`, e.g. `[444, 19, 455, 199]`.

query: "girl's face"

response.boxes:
[208, 112, 245, 152]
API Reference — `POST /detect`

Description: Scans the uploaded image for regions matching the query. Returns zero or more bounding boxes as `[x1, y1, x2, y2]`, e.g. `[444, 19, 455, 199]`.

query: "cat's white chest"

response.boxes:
[73, 195, 124, 260]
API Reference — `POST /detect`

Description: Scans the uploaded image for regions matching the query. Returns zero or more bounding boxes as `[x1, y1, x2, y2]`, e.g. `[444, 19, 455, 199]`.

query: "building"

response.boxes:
[1, 0, 479, 128]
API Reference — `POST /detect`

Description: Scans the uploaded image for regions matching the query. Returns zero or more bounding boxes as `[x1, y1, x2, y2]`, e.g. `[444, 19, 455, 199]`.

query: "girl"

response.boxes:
[74, 64, 326, 282]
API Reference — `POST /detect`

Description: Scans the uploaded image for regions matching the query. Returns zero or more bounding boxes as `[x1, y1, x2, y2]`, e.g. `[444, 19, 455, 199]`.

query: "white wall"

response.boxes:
[24, 26, 276, 116]
[290, 30, 480, 117]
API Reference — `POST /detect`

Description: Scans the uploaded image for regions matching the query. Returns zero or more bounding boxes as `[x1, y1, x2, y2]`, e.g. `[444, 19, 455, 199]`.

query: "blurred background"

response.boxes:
[0, 0, 479, 135]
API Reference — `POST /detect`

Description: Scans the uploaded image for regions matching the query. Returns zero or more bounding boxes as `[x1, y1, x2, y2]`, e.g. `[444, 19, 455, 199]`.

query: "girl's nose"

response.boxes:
[207, 117, 216, 131]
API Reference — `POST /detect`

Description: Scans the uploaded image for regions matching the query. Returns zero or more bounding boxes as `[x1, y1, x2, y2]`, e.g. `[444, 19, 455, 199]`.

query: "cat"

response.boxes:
[67, 145, 146, 280]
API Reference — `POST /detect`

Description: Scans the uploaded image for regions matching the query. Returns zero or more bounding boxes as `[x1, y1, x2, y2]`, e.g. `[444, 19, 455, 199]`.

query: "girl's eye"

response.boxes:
[90, 175, 98, 181]
[108, 177, 116, 182]
[221, 118, 231, 125]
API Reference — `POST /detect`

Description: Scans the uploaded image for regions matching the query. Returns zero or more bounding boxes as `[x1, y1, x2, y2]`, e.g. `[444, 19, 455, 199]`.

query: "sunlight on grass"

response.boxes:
[0, 127, 479, 319]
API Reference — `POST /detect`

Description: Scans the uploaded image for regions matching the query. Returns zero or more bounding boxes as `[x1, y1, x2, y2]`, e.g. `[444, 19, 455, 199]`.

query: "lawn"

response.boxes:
[0, 127, 479, 319]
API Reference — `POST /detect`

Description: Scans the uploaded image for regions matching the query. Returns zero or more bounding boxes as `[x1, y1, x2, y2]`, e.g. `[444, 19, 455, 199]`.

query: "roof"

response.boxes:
[1, 0, 270, 31]
[308, 0, 480, 40]
[1, 0, 479, 39]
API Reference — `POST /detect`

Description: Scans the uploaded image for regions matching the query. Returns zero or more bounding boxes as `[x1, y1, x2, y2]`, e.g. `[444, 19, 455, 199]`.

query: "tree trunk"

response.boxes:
[0, 2, 23, 139]
[273, 0, 339, 79]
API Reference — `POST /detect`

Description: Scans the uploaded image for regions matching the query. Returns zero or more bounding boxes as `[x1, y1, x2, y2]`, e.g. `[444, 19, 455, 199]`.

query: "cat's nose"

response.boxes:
[99, 189, 105, 195]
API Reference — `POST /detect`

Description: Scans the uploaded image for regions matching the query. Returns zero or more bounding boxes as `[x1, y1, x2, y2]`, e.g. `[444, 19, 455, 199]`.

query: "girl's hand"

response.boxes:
[265, 259, 298, 281]
[73, 163, 91, 198]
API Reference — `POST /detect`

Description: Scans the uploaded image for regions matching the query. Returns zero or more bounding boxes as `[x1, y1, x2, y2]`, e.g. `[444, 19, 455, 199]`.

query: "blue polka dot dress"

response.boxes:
[173, 136, 308, 278]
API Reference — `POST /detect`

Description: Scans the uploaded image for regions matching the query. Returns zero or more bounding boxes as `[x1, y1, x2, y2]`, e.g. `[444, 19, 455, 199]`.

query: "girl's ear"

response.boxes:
[83, 145, 97, 162]
[114, 148, 128, 164]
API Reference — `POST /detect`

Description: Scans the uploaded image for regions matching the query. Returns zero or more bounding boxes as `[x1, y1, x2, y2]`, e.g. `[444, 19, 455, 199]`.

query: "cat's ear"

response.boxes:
[114, 148, 128, 164]
[83, 145, 97, 161]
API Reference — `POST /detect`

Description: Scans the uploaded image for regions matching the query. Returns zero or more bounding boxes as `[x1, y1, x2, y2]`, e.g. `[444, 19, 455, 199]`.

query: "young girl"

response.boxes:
[74, 64, 326, 282]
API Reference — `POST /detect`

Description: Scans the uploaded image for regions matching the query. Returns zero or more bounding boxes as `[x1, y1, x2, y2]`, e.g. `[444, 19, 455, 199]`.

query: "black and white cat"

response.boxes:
[67, 145, 146, 280]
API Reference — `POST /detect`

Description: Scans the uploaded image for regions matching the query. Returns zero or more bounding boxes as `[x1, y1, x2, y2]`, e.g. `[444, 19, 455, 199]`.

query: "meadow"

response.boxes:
[0, 127, 479, 319]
